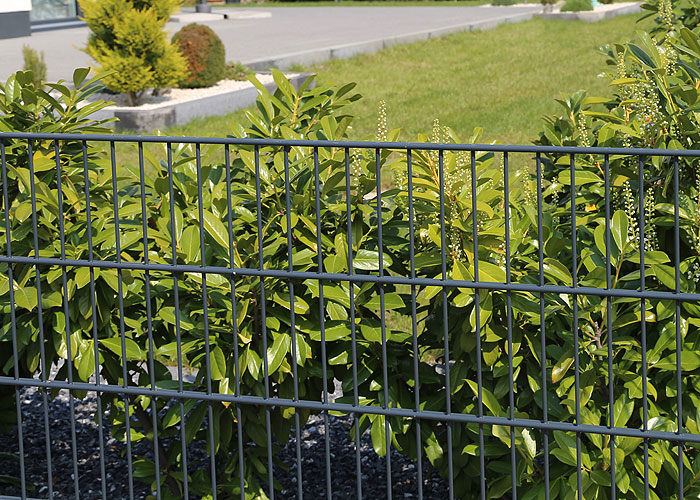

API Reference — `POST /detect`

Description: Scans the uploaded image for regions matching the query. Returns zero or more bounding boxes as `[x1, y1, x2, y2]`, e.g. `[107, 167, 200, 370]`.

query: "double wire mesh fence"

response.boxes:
[0, 131, 698, 500]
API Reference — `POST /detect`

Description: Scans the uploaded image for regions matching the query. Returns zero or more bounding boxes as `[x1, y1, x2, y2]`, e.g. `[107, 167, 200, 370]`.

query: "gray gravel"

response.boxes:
[274, 413, 449, 499]
[0, 387, 448, 499]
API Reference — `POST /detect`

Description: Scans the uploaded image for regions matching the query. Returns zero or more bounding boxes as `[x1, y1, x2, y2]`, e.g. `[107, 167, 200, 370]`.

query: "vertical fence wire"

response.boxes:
[54, 139, 82, 500]
[569, 153, 583, 500]
[224, 145, 247, 500]
[604, 154, 616, 500]
[254, 145, 275, 500]
[344, 147, 363, 500]
[674, 155, 684, 500]
[375, 147, 393, 500]
[437, 149, 454, 500]
[406, 149, 424, 500]
[638, 156, 650, 500]
[1, 138, 27, 500]
[165, 142, 190, 500]
[535, 152, 550, 500]
[313, 147, 333, 500]
[82, 140, 108, 500]
[27, 139, 54, 500]
[116, 141, 135, 500]
[470, 150, 486, 500]
[195, 143, 219, 500]
[138, 140, 163, 500]
[283, 146, 304, 500]
[503, 152, 517, 500]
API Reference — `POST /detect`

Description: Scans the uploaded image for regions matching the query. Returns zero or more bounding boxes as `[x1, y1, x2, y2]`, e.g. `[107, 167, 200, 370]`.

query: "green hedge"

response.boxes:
[5, 0, 700, 495]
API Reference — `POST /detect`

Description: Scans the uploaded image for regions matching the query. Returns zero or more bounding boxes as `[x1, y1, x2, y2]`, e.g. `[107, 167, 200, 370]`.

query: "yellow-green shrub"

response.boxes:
[79, 0, 187, 106]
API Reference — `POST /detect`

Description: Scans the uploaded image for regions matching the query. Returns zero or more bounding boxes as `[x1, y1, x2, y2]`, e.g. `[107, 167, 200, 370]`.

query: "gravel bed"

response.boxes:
[274, 413, 448, 499]
[0, 387, 448, 499]
[88, 74, 298, 110]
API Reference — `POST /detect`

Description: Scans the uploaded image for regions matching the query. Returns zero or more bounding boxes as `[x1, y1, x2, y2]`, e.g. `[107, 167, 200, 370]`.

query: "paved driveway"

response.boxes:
[0, 5, 541, 82]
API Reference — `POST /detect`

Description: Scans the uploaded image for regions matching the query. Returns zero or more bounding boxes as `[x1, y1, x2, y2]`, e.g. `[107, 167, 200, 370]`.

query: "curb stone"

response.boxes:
[91, 72, 314, 132]
[243, 10, 540, 71]
[535, 1, 642, 21]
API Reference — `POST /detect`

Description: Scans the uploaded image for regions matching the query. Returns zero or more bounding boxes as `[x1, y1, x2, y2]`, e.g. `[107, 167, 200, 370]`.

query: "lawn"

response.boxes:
[160, 13, 651, 145]
[311, 13, 652, 144]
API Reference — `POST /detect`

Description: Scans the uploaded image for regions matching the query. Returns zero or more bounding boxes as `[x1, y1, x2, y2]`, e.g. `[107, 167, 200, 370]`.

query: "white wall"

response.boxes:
[0, 0, 31, 14]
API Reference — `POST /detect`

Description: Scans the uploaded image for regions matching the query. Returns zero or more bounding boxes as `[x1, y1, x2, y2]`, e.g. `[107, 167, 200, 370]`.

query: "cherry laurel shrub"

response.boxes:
[640, 0, 700, 36]
[79, 0, 187, 106]
[0, 67, 115, 488]
[531, 19, 700, 500]
[173, 23, 227, 88]
[3, 49, 700, 500]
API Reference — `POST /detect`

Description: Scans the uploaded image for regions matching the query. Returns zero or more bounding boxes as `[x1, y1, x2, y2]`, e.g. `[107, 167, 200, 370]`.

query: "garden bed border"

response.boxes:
[91, 72, 314, 132]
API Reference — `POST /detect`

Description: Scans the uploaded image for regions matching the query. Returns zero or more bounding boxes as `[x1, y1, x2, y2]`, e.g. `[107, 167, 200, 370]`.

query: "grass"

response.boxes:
[308, 13, 652, 144]
[147, 14, 651, 146]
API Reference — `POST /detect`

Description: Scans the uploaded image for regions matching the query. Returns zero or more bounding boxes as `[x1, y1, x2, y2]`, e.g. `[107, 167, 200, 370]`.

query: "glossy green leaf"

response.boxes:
[552, 352, 574, 383]
[181, 225, 201, 263]
[77, 340, 96, 382]
[267, 333, 291, 375]
[353, 249, 393, 271]
[100, 337, 145, 361]
[13, 284, 37, 311]
[558, 169, 603, 186]
[202, 210, 230, 251]
[476, 260, 506, 283]
[611, 210, 629, 255]
[210, 346, 227, 380]
[370, 415, 388, 457]
[466, 379, 504, 417]
[363, 292, 405, 311]
[652, 352, 700, 372]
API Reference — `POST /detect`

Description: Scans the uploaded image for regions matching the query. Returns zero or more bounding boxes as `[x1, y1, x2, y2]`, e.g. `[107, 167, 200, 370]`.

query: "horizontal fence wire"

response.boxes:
[0, 131, 697, 500]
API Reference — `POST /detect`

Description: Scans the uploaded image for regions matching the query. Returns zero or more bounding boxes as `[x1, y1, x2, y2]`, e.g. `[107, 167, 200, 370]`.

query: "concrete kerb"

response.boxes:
[91, 72, 313, 132]
[536, 1, 641, 21]
[244, 10, 538, 71]
[246, 50, 333, 72]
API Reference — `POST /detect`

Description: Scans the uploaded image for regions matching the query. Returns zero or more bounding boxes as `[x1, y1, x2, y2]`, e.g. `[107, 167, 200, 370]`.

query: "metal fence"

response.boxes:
[0, 131, 699, 500]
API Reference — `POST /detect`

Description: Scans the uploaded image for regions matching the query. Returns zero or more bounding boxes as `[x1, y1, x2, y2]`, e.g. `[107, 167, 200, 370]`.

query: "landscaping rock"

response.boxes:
[88, 72, 312, 132]
[535, 1, 642, 21]
[0, 384, 449, 499]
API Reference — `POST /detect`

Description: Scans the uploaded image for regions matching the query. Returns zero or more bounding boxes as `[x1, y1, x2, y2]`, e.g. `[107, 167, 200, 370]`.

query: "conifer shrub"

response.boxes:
[172, 23, 226, 88]
[225, 60, 253, 81]
[560, 0, 593, 11]
[21, 46, 46, 88]
[79, 0, 187, 106]
[541, 0, 558, 12]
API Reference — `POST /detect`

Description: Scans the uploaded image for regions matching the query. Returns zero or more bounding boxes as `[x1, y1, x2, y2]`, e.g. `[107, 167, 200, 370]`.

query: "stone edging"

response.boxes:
[535, 1, 642, 21]
[243, 10, 539, 71]
[91, 72, 313, 132]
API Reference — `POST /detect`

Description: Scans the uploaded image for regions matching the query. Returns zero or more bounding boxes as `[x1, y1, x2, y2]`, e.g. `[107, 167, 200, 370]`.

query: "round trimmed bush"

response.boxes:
[561, 0, 593, 11]
[172, 23, 226, 88]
